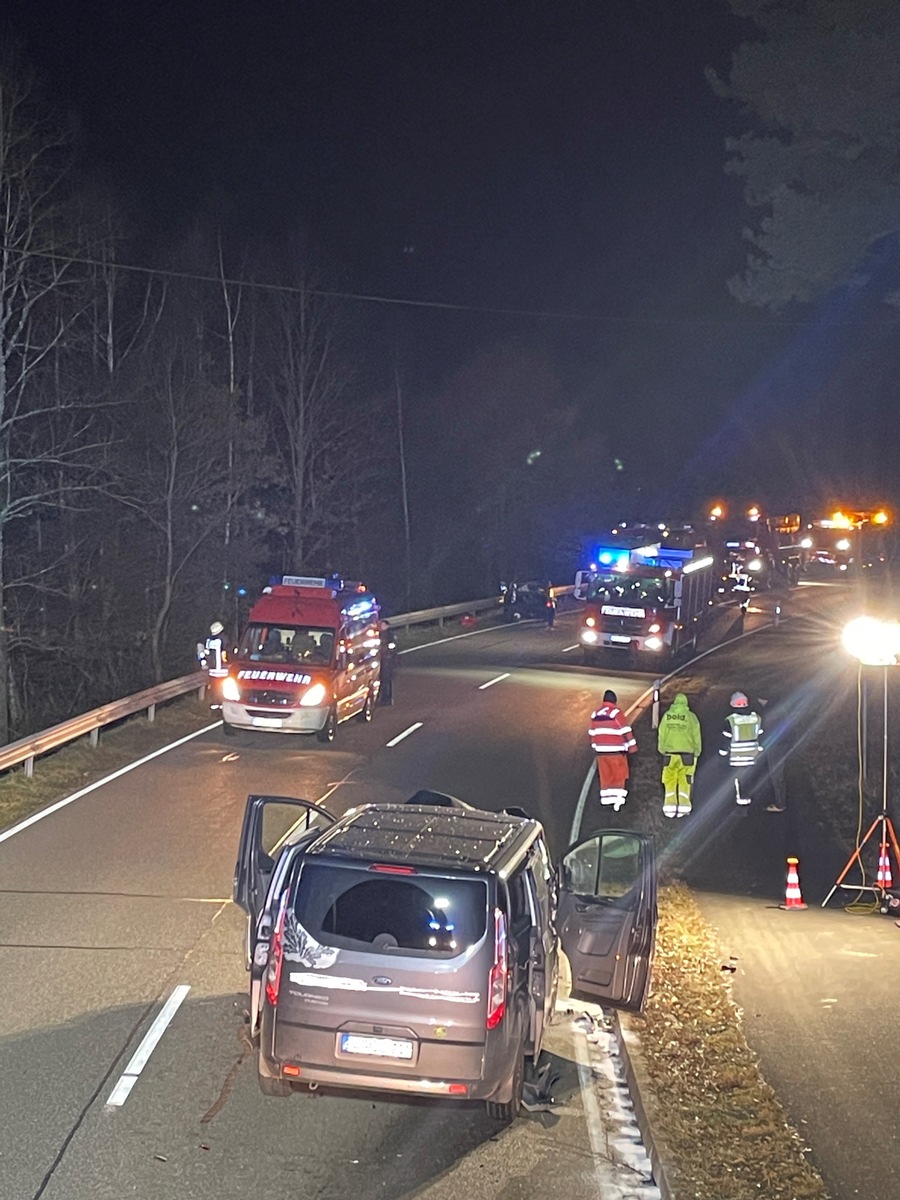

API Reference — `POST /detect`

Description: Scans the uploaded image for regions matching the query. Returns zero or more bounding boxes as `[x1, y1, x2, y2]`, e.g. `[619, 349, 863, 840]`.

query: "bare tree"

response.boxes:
[261, 275, 374, 569]
[0, 49, 96, 741]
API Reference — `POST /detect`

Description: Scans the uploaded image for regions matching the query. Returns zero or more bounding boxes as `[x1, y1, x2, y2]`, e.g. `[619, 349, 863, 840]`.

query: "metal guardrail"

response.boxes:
[0, 671, 210, 779]
[0, 586, 575, 781]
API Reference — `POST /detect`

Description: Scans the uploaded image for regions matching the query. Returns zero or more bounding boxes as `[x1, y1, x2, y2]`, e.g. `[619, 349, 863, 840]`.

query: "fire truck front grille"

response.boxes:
[608, 617, 646, 634]
[244, 689, 297, 707]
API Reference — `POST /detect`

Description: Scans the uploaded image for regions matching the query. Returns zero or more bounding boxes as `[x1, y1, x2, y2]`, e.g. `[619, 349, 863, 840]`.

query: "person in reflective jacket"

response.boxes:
[657, 692, 702, 818]
[720, 691, 763, 805]
[588, 689, 637, 811]
[379, 620, 396, 705]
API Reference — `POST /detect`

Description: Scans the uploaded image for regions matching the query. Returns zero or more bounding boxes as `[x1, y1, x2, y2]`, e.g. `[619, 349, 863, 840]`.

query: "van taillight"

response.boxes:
[265, 892, 290, 1008]
[486, 908, 508, 1030]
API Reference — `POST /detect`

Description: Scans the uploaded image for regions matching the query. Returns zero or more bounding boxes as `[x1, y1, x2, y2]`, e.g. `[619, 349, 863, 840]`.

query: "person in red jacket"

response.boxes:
[588, 689, 637, 811]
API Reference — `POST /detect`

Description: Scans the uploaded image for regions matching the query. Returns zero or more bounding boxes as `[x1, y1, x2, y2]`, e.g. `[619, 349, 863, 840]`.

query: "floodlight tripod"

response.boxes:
[823, 664, 900, 907]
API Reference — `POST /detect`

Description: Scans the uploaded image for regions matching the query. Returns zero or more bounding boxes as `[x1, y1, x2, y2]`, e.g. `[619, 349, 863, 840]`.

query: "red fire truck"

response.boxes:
[220, 575, 383, 742]
[576, 530, 718, 667]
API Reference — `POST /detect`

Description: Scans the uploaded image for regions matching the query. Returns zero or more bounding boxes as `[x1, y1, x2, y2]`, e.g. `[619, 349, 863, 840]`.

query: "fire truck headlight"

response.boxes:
[835, 539, 851, 552]
[644, 636, 663, 651]
[221, 677, 241, 702]
[581, 629, 599, 645]
[747, 558, 763, 572]
[800, 537, 813, 549]
[647, 623, 661, 634]
[299, 682, 329, 707]
[585, 616, 596, 628]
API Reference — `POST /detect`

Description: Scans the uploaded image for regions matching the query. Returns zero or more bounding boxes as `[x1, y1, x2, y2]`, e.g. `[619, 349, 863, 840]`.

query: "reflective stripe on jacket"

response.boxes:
[720, 711, 762, 766]
[589, 704, 637, 755]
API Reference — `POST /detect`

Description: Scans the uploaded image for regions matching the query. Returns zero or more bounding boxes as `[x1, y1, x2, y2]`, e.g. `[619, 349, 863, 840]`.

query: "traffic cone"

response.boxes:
[877, 847, 893, 889]
[779, 856, 808, 910]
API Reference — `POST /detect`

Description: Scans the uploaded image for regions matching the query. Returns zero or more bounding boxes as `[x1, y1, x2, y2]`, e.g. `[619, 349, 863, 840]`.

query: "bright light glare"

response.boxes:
[299, 682, 328, 707]
[747, 558, 763, 572]
[221, 677, 241, 701]
[873, 510, 889, 525]
[800, 537, 813, 549]
[835, 538, 851, 552]
[842, 617, 900, 666]
[581, 629, 599, 644]
[644, 636, 663, 651]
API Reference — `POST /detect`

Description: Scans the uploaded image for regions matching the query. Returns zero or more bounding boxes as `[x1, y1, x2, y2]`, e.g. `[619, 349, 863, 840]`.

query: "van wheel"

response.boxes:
[258, 1071, 293, 1098]
[358, 690, 374, 723]
[222, 719, 236, 737]
[316, 706, 337, 744]
[485, 1049, 524, 1122]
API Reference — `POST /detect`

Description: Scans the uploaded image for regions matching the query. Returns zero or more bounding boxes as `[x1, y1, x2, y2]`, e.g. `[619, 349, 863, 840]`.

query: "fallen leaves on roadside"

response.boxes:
[634, 883, 831, 1200]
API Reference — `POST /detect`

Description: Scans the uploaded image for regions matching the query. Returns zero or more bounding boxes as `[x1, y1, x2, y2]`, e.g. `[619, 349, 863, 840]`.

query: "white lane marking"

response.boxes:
[106, 984, 191, 1106]
[0, 722, 222, 846]
[386, 722, 423, 747]
[272, 767, 362, 854]
[562, 644, 579, 653]
[478, 673, 510, 690]
[398, 622, 536, 654]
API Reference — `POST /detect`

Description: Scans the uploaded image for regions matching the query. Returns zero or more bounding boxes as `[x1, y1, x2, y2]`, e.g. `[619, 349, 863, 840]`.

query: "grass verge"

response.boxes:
[0, 695, 216, 834]
[633, 883, 830, 1200]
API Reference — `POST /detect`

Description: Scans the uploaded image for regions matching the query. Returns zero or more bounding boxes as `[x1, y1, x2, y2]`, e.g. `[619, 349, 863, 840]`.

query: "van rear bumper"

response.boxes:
[264, 1058, 501, 1099]
[264, 1025, 500, 1100]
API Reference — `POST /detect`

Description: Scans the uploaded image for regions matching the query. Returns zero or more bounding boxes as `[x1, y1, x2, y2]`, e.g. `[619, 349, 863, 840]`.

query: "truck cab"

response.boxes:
[220, 574, 383, 742]
[576, 529, 717, 667]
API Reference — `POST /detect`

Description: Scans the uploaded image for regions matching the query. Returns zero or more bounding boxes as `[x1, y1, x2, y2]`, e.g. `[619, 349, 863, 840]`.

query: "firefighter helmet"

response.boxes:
[210, 621, 224, 636]
[730, 691, 749, 709]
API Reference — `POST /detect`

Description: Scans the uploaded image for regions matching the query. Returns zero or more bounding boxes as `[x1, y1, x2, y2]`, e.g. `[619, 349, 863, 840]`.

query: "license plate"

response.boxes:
[340, 1033, 414, 1060]
[610, 635, 631, 644]
[251, 716, 284, 728]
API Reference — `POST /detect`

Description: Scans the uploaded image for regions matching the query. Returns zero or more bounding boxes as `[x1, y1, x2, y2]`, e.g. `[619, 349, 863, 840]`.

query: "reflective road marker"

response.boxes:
[106, 984, 191, 1106]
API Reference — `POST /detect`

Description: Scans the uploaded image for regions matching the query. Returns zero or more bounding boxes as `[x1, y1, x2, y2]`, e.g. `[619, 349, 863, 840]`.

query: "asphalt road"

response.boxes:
[646, 578, 900, 1200]
[2, 583, 895, 1200]
[0, 616, 652, 1200]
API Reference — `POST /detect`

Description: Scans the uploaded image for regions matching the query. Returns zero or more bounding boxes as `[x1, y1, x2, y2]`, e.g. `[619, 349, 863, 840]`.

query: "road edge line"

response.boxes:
[106, 984, 191, 1106]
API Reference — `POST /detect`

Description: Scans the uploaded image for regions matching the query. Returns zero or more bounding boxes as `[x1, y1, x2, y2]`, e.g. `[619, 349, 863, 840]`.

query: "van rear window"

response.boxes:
[294, 862, 487, 957]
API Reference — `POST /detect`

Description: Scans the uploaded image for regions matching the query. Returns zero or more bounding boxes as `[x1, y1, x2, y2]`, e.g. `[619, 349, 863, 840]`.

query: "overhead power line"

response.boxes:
[2, 242, 888, 329]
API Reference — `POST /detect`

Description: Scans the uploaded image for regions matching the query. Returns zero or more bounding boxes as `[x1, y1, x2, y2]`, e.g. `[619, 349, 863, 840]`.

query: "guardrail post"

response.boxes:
[652, 680, 661, 729]
[90, 729, 100, 749]
[25, 755, 34, 779]
[147, 703, 157, 723]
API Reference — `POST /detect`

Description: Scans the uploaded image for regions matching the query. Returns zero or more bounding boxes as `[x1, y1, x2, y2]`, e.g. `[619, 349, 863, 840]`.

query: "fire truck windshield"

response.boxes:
[239, 625, 336, 666]
[586, 573, 671, 608]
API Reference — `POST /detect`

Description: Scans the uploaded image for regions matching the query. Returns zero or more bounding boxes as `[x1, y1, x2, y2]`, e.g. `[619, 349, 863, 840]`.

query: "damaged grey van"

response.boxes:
[233, 791, 657, 1120]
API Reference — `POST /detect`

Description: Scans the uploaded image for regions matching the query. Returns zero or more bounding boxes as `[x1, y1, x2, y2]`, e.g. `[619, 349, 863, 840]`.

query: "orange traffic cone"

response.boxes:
[877, 847, 893, 889]
[779, 856, 808, 910]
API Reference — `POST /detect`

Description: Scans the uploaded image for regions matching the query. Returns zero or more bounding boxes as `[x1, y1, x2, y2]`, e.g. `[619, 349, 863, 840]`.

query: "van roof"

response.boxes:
[304, 803, 541, 874]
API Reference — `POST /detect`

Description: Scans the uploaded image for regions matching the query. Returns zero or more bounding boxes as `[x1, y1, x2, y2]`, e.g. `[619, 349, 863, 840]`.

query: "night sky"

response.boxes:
[5, 0, 895, 512]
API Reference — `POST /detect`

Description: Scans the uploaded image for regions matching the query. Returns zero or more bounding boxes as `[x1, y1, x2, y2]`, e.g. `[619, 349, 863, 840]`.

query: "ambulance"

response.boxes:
[220, 575, 383, 742]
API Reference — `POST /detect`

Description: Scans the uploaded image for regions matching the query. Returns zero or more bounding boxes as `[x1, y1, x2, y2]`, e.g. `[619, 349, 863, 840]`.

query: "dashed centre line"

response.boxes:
[478, 673, 510, 690]
[385, 722, 423, 747]
[106, 984, 191, 1107]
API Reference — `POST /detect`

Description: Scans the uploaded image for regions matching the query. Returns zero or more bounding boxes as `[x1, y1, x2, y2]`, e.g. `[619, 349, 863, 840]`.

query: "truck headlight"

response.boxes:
[300, 682, 328, 707]
[747, 558, 762, 572]
[644, 636, 663, 651]
[648, 623, 661, 633]
[221, 676, 241, 702]
[581, 629, 599, 644]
